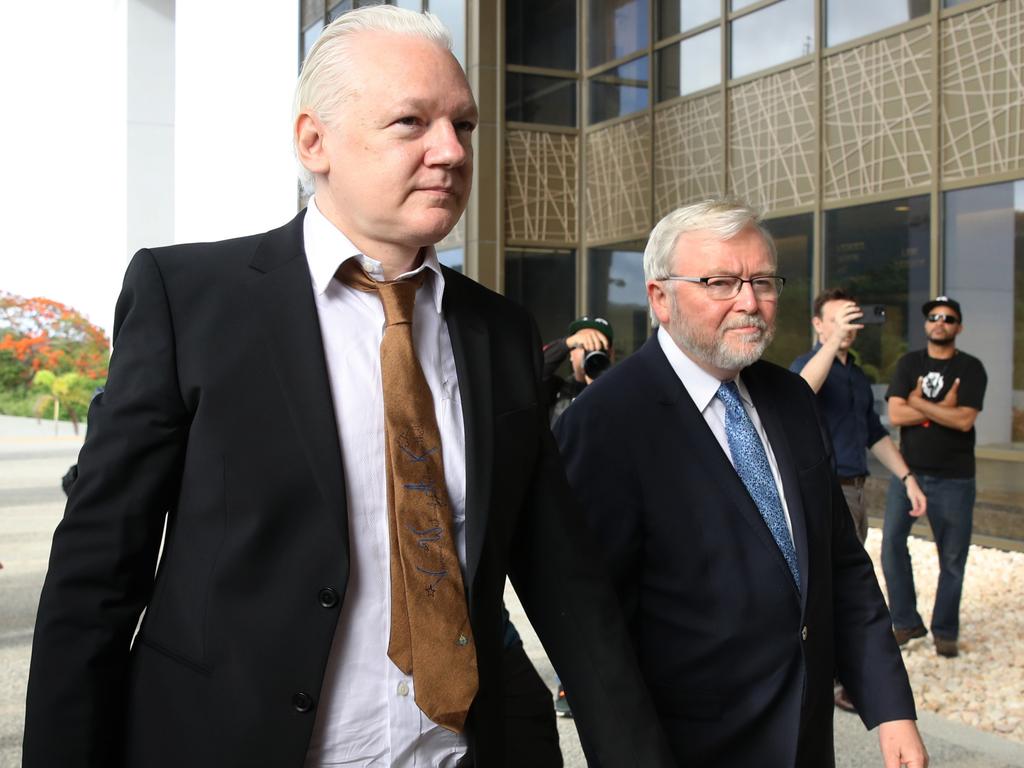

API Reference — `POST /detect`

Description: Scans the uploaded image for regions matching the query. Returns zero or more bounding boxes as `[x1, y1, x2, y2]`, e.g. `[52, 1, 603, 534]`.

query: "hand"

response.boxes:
[940, 378, 960, 407]
[823, 301, 864, 352]
[566, 328, 609, 352]
[878, 719, 928, 767]
[905, 476, 927, 518]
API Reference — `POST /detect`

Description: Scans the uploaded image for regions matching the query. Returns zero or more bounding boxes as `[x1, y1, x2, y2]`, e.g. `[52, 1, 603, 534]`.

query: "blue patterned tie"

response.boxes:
[716, 381, 800, 589]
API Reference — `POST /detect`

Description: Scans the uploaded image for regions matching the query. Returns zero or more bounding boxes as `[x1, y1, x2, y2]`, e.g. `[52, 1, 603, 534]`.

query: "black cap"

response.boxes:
[567, 316, 613, 343]
[922, 296, 962, 321]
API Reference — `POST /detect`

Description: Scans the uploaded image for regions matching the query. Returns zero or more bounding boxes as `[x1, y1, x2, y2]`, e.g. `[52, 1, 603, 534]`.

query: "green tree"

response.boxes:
[32, 370, 95, 435]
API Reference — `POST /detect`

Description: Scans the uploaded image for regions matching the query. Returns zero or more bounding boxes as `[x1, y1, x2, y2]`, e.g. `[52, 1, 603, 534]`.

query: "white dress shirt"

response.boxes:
[657, 327, 794, 539]
[302, 197, 468, 768]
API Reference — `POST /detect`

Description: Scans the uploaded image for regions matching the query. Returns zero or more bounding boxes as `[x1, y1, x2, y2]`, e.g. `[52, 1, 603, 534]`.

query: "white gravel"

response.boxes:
[863, 528, 1024, 743]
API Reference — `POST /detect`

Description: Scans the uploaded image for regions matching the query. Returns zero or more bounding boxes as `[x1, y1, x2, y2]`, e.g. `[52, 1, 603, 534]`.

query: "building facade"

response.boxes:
[299, 0, 1024, 542]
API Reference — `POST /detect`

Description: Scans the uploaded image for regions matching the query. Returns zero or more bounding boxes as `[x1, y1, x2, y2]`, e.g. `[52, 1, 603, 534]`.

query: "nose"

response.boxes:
[426, 121, 470, 168]
[733, 279, 759, 313]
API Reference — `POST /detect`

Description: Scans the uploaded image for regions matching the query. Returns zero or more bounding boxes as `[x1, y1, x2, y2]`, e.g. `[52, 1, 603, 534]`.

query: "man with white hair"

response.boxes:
[555, 198, 928, 767]
[23, 7, 672, 767]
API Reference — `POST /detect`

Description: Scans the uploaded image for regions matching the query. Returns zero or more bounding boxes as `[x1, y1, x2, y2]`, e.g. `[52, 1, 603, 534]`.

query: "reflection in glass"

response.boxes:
[944, 181, 1024, 446]
[761, 214, 813, 368]
[507, 0, 576, 70]
[656, 28, 720, 101]
[438, 247, 464, 274]
[826, 0, 929, 47]
[731, 0, 814, 79]
[824, 196, 931, 385]
[327, 0, 352, 23]
[588, 0, 649, 67]
[429, 0, 466, 66]
[589, 56, 649, 124]
[657, 0, 718, 39]
[506, 74, 577, 126]
[587, 246, 650, 357]
[505, 250, 577, 345]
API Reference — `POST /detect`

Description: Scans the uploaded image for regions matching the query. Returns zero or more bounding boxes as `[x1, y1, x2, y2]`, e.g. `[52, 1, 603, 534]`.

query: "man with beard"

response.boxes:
[554, 198, 927, 767]
[882, 297, 986, 659]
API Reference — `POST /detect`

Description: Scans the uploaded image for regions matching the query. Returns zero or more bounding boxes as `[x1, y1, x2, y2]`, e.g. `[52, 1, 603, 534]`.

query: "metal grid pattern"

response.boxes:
[653, 93, 725, 219]
[504, 129, 578, 243]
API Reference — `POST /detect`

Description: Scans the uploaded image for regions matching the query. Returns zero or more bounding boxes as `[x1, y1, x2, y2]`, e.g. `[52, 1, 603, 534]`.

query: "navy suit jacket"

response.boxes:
[555, 336, 916, 767]
[23, 211, 674, 768]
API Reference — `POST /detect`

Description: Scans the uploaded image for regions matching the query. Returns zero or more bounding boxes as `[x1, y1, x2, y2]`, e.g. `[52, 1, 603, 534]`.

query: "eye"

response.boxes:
[394, 116, 422, 128]
[706, 276, 738, 289]
[454, 120, 477, 134]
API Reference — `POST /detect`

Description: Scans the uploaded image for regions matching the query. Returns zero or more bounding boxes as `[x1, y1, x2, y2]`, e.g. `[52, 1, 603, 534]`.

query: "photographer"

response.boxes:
[790, 288, 926, 714]
[543, 316, 614, 426]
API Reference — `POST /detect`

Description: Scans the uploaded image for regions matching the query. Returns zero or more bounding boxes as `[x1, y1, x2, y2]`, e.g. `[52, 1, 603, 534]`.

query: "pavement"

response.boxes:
[1, 412, 1022, 767]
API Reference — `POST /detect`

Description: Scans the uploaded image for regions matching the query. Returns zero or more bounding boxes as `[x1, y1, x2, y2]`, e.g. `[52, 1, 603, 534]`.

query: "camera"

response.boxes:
[583, 349, 611, 379]
[859, 304, 887, 325]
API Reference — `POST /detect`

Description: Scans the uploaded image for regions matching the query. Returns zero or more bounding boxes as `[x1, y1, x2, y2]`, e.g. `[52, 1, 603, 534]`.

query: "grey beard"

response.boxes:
[671, 311, 775, 372]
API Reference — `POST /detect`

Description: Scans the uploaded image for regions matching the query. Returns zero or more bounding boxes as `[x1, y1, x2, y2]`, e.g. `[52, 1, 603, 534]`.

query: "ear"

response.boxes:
[647, 280, 672, 326]
[295, 112, 330, 177]
[811, 316, 824, 335]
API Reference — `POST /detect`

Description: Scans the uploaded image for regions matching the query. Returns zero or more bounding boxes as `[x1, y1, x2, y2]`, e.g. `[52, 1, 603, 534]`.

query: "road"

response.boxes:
[2, 414, 1021, 767]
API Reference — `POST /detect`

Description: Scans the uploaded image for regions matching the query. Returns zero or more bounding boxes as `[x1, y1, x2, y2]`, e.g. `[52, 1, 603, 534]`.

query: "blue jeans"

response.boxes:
[881, 474, 975, 640]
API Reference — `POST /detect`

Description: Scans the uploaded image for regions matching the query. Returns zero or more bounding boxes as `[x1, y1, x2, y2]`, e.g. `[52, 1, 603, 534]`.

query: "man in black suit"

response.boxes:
[23, 7, 671, 767]
[555, 198, 928, 767]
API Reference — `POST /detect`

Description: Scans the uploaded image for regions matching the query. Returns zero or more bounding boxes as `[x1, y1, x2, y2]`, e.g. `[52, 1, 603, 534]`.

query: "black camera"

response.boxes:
[583, 349, 611, 379]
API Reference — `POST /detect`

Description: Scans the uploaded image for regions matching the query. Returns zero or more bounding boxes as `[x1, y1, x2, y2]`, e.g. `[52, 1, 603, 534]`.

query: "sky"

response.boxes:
[0, 1, 298, 339]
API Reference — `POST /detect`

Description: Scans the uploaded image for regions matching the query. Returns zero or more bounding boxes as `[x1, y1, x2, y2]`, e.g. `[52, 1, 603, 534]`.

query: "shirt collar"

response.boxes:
[303, 195, 446, 314]
[656, 326, 753, 411]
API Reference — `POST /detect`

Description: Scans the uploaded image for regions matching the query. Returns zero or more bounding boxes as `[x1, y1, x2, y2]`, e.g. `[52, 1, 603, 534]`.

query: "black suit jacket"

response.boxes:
[554, 336, 916, 767]
[23, 212, 674, 768]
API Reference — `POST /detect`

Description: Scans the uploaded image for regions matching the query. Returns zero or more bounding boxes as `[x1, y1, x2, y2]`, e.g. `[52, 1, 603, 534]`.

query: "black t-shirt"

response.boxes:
[885, 349, 987, 478]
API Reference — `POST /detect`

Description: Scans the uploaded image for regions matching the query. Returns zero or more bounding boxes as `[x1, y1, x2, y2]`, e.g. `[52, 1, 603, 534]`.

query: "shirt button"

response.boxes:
[292, 692, 315, 713]
[801, 626, 809, 641]
[318, 587, 339, 609]
[397, 681, 410, 697]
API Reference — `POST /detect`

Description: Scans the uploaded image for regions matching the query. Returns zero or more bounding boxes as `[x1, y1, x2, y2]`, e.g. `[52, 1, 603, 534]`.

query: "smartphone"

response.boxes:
[859, 304, 887, 325]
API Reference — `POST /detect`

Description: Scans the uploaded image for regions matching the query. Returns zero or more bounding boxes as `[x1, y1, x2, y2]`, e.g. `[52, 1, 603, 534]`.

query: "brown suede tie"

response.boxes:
[336, 259, 478, 733]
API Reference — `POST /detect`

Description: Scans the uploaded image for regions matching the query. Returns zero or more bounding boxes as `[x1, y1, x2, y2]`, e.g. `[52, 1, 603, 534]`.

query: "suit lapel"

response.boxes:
[247, 211, 350, 546]
[441, 270, 492, 594]
[744, 363, 810, 609]
[644, 339, 801, 600]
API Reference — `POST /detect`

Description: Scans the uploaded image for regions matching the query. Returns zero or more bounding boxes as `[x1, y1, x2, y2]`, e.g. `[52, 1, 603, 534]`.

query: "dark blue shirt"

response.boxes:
[790, 346, 888, 478]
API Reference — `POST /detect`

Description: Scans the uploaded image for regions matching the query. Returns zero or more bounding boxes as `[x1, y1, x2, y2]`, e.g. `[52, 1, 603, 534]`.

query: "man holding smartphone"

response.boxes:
[791, 289, 927, 712]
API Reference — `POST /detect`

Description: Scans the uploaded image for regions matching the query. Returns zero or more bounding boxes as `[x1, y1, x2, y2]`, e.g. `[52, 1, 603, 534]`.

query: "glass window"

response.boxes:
[656, 27, 720, 101]
[505, 249, 577, 344]
[327, 0, 352, 22]
[589, 56, 649, 124]
[657, 0, 718, 39]
[438, 247, 464, 274]
[824, 196, 931, 386]
[302, 20, 324, 61]
[506, 74, 577, 126]
[944, 181, 1024, 447]
[761, 214, 813, 368]
[586, 244, 650, 357]
[588, 0, 649, 67]
[826, 0, 929, 47]
[394, 0, 423, 8]
[730, 0, 814, 79]
[943, 0, 973, 6]
[507, 0, 577, 71]
[428, 0, 466, 67]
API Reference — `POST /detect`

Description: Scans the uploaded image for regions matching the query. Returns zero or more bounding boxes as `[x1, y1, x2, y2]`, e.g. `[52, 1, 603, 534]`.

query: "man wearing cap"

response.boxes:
[883, 297, 987, 658]
[542, 316, 614, 426]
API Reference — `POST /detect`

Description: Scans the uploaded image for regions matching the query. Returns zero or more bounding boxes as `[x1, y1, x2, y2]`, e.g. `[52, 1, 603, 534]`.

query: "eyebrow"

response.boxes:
[390, 97, 478, 118]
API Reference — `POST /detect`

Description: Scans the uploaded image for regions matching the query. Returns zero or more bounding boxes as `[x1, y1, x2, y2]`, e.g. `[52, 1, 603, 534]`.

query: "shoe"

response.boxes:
[893, 625, 927, 646]
[833, 686, 857, 713]
[554, 685, 572, 718]
[934, 637, 959, 658]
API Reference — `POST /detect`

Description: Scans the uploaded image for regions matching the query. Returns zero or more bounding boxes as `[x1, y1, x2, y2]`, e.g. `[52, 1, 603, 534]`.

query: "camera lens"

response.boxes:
[583, 349, 610, 379]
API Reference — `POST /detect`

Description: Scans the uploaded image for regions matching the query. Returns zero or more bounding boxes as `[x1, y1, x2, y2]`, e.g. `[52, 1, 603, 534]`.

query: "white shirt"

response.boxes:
[303, 197, 468, 768]
[657, 327, 794, 539]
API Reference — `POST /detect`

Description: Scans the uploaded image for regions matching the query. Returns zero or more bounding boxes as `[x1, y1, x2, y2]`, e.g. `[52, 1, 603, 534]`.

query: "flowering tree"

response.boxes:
[0, 291, 110, 387]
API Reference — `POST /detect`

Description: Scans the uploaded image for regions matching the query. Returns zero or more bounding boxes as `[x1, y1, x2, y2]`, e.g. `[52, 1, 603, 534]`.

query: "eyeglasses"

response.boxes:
[659, 275, 786, 301]
[926, 313, 960, 325]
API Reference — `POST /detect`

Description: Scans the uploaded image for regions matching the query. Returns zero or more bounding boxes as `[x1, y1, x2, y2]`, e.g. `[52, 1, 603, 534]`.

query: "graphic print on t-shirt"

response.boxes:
[922, 371, 945, 399]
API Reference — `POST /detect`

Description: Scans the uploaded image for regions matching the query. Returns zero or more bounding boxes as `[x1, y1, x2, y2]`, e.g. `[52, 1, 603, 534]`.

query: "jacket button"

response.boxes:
[293, 692, 314, 713]
[318, 587, 339, 609]
[801, 626, 809, 641]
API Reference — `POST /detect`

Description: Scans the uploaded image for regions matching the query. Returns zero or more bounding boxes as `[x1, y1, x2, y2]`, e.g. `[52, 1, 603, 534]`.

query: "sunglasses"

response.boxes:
[927, 313, 960, 325]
